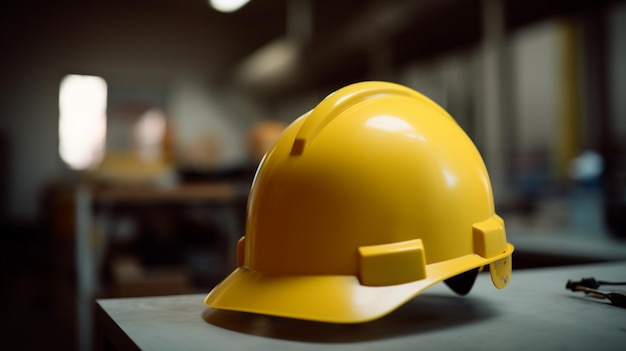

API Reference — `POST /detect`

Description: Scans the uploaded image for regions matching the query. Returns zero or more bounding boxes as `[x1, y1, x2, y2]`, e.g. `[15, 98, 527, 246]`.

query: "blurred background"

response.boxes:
[1, 0, 625, 349]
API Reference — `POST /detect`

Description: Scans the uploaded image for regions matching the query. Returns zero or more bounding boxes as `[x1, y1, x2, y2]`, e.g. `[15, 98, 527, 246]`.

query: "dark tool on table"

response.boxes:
[566, 277, 626, 308]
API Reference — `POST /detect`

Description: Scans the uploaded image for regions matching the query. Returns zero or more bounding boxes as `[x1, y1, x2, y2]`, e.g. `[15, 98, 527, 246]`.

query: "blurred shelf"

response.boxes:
[92, 182, 241, 204]
[76, 181, 244, 351]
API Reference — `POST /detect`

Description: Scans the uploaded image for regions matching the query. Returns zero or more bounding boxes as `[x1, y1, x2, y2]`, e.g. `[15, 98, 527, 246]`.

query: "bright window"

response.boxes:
[59, 74, 107, 170]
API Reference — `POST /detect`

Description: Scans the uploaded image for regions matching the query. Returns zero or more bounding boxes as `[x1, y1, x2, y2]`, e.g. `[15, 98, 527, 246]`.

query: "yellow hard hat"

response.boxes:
[205, 81, 514, 323]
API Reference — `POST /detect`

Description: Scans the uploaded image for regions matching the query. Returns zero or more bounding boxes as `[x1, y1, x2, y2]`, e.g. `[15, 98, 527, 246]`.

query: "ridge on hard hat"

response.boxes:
[204, 81, 514, 323]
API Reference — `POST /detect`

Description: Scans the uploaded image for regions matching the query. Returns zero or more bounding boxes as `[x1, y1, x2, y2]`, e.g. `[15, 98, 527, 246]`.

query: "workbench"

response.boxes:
[96, 261, 626, 350]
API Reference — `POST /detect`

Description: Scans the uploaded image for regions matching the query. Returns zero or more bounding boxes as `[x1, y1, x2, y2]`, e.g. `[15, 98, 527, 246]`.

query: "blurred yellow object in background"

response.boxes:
[246, 121, 287, 163]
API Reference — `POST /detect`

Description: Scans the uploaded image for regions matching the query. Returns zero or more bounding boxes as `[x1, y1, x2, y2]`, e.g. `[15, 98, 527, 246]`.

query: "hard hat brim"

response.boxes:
[204, 243, 514, 323]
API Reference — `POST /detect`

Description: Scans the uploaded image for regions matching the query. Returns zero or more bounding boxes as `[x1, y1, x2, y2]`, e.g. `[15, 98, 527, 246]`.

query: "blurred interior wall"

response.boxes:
[510, 21, 563, 163]
[1, 1, 626, 222]
[168, 79, 265, 170]
[0, 68, 62, 221]
[609, 2, 626, 148]
[0, 4, 269, 221]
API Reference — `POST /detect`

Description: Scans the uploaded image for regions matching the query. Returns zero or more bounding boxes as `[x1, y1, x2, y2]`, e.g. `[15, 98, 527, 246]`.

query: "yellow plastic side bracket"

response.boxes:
[358, 239, 427, 286]
[473, 215, 507, 258]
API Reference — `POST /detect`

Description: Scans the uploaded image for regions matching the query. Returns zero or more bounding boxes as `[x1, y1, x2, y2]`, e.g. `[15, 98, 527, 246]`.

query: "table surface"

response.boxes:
[97, 261, 626, 351]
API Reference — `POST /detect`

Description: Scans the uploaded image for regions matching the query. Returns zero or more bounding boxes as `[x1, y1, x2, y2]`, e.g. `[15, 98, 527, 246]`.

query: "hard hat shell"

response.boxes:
[205, 81, 514, 323]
